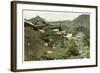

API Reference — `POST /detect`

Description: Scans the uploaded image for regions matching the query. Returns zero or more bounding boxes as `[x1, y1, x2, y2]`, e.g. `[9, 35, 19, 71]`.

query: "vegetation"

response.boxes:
[24, 15, 90, 61]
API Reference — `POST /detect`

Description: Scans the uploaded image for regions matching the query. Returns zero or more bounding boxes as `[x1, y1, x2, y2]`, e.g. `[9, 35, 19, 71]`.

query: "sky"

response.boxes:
[23, 10, 88, 21]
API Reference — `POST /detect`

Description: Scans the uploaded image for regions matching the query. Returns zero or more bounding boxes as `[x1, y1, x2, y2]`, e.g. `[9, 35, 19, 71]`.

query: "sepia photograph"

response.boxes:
[11, 1, 97, 71]
[24, 10, 90, 61]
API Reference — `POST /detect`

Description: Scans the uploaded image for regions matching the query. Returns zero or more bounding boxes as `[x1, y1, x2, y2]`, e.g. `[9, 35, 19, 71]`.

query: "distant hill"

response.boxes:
[49, 14, 90, 34]
[71, 14, 90, 33]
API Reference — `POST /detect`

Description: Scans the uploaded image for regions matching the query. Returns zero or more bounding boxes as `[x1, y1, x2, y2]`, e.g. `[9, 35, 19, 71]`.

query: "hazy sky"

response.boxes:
[23, 10, 86, 21]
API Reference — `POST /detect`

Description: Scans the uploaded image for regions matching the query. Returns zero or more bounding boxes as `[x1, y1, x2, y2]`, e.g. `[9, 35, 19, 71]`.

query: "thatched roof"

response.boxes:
[28, 16, 46, 24]
[24, 19, 47, 29]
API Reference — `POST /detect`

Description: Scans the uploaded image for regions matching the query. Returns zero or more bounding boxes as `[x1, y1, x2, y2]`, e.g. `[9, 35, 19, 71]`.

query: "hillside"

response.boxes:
[24, 14, 90, 61]
[49, 14, 90, 34]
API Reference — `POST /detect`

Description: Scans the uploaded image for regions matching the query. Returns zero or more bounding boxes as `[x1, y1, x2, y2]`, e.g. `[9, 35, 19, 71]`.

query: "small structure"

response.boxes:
[24, 19, 47, 30]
